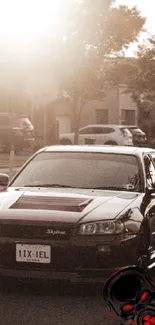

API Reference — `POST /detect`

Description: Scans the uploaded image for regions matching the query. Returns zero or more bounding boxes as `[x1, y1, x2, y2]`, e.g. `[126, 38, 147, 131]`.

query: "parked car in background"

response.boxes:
[59, 124, 133, 146]
[124, 126, 147, 147]
[0, 145, 154, 282]
[0, 112, 35, 153]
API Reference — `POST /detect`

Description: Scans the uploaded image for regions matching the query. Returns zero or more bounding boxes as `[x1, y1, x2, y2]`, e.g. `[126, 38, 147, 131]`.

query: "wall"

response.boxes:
[118, 86, 138, 124]
[80, 87, 121, 126]
[52, 85, 138, 133]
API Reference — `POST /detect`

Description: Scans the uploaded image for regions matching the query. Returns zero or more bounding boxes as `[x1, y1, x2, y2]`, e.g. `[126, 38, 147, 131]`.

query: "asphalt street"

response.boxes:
[0, 280, 117, 325]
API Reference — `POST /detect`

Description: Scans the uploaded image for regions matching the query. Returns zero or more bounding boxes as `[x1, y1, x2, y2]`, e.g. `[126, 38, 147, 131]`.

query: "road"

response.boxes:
[0, 280, 117, 325]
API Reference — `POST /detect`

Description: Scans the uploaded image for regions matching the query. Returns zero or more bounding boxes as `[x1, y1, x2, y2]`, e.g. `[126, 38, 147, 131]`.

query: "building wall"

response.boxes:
[54, 99, 72, 134]
[80, 86, 137, 127]
[53, 85, 138, 135]
[105, 88, 120, 124]
[118, 86, 138, 125]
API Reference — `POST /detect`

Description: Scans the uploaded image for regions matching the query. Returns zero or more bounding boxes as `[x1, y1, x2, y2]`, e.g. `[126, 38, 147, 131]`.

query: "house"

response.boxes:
[54, 84, 138, 135]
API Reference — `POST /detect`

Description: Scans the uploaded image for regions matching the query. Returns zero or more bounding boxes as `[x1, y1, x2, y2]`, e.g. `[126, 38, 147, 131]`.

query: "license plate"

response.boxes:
[16, 244, 51, 263]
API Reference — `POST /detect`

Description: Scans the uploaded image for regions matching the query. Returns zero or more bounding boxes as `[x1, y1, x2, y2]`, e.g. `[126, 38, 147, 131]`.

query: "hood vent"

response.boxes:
[10, 195, 93, 212]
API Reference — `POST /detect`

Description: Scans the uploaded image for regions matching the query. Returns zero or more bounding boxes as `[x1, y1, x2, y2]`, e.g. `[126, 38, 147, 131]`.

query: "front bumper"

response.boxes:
[0, 234, 138, 283]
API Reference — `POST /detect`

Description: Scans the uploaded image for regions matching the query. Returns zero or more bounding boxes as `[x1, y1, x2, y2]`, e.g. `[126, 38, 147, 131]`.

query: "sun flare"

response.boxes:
[0, 0, 63, 42]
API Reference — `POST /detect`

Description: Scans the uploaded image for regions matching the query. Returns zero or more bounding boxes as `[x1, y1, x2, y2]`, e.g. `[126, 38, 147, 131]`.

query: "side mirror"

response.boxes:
[0, 173, 9, 190]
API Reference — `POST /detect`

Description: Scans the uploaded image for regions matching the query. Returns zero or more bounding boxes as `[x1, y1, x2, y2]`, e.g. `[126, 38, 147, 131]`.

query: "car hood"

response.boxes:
[0, 188, 143, 223]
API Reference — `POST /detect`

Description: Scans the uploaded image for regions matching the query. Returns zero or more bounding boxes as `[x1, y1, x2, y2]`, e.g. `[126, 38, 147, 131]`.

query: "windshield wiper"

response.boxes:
[91, 186, 135, 191]
[24, 184, 77, 188]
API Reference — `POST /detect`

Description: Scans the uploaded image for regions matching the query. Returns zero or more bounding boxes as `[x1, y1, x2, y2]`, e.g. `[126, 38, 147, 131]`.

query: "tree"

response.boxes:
[134, 39, 155, 141]
[108, 37, 155, 141]
[58, 0, 145, 143]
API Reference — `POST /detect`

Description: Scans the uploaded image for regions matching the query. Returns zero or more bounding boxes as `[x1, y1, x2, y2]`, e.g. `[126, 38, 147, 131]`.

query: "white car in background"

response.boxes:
[59, 124, 133, 146]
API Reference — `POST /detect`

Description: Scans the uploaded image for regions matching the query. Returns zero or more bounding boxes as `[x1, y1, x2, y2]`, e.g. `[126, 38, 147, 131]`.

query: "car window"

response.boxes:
[79, 127, 96, 134]
[11, 152, 142, 192]
[79, 127, 114, 134]
[102, 127, 115, 134]
[93, 127, 104, 134]
[144, 155, 155, 189]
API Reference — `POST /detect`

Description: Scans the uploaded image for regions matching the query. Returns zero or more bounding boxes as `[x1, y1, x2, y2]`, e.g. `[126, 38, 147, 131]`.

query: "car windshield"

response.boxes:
[10, 152, 142, 192]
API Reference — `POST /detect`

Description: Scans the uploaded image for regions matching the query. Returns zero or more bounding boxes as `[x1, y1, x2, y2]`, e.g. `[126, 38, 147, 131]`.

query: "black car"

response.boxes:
[0, 145, 155, 283]
[0, 112, 35, 153]
[125, 126, 147, 147]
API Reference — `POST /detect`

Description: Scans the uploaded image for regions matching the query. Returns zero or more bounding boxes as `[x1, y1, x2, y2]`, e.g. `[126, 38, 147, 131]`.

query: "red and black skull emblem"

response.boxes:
[137, 307, 155, 325]
[103, 266, 155, 325]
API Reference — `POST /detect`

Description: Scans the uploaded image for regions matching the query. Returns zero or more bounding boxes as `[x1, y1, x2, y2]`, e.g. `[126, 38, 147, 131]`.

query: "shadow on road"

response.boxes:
[0, 278, 117, 325]
[0, 278, 104, 298]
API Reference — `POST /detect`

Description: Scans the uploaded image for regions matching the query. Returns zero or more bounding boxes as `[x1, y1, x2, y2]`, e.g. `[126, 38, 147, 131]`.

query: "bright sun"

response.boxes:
[0, 0, 63, 42]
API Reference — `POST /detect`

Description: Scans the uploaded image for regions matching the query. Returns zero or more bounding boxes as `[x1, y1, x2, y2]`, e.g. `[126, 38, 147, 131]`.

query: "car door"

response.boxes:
[142, 154, 155, 272]
[78, 126, 97, 144]
[91, 127, 113, 144]
[101, 127, 116, 144]
[89, 126, 105, 144]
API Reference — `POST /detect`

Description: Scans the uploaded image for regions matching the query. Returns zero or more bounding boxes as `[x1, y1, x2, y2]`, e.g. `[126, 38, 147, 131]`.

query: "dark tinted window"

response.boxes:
[93, 127, 104, 134]
[79, 127, 95, 134]
[102, 127, 115, 134]
[80, 127, 114, 134]
[0, 115, 10, 125]
[11, 152, 141, 192]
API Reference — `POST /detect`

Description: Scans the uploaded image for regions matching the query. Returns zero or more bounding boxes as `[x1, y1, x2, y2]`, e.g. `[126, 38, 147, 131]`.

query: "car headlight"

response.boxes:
[78, 221, 124, 235]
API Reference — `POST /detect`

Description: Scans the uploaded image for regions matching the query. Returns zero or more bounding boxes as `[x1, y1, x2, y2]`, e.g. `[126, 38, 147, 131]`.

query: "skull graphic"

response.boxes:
[103, 266, 155, 325]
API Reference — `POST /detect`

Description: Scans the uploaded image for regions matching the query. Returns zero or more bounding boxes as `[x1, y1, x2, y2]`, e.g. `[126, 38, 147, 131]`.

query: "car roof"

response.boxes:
[80, 124, 128, 129]
[123, 125, 142, 129]
[42, 145, 155, 156]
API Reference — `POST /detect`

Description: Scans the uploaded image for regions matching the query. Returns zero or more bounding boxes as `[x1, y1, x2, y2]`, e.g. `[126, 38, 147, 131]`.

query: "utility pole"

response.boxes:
[8, 95, 15, 179]
[31, 101, 34, 124]
[44, 106, 47, 146]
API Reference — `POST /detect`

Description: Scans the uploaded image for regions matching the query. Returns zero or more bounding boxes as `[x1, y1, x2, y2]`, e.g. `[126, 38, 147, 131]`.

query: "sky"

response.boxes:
[0, 0, 154, 59]
[0, 0, 153, 103]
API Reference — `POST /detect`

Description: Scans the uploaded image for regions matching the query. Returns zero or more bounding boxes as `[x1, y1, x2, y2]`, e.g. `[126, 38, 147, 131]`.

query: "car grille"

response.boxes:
[10, 195, 92, 212]
[0, 224, 71, 240]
